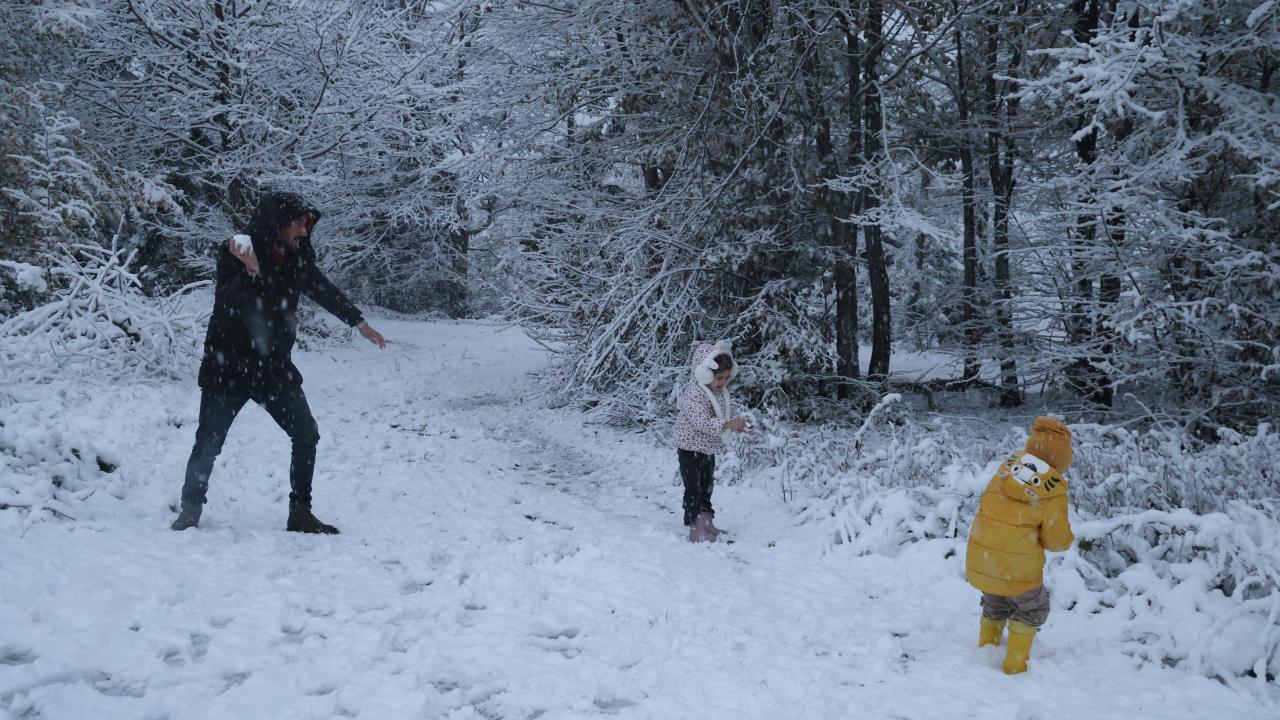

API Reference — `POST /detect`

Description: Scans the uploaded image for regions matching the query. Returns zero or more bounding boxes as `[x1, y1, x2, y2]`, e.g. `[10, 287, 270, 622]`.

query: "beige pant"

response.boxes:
[981, 586, 1051, 628]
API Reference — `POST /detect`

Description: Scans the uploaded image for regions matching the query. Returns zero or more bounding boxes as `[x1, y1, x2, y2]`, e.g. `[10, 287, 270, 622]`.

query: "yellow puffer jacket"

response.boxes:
[965, 452, 1075, 597]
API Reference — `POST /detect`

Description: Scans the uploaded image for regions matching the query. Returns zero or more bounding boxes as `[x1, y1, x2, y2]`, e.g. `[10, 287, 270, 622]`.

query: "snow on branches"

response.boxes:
[0, 240, 208, 383]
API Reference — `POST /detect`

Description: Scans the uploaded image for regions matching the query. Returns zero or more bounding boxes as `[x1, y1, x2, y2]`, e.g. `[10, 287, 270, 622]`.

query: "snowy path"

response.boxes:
[1, 320, 1272, 720]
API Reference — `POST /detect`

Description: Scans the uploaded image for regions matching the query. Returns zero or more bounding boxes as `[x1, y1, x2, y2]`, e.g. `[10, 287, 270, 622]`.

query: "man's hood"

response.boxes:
[245, 191, 321, 268]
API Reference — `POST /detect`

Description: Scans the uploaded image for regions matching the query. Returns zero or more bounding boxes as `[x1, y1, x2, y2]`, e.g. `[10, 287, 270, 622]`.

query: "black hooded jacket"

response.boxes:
[198, 192, 364, 392]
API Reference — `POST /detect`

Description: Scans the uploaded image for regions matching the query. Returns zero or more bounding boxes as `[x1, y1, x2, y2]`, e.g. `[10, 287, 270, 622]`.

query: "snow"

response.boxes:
[1248, 1, 1276, 29]
[232, 234, 253, 253]
[878, 349, 963, 382]
[33, 2, 99, 39]
[0, 319, 1275, 719]
[0, 261, 48, 293]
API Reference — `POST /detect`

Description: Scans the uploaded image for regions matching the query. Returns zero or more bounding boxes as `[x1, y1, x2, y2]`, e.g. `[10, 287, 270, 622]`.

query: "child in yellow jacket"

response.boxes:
[965, 416, 1075, 674]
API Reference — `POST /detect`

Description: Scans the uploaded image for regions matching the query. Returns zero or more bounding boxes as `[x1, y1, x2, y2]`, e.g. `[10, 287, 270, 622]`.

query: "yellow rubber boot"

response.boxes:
[1003, 620, 1037, 674]
[979, 617, 1006, 647]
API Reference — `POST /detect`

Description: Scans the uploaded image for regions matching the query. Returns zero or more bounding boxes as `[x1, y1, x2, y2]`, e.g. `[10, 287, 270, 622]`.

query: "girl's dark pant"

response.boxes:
[678, 449, 715, 526]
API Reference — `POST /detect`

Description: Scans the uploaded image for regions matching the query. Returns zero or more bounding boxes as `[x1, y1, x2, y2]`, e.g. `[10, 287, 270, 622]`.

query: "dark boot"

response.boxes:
[170, 504, 202, 531]
[287, 503, 339, 534]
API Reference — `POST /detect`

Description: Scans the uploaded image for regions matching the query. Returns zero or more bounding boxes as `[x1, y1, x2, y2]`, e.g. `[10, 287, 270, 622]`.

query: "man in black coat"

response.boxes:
[171, 191, 386, 533]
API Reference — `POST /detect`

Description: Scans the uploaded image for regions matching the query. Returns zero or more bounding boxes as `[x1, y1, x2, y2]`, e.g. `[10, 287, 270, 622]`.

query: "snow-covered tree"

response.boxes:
[63, 0, 472, 310]
[1012, 0, 1280, 423]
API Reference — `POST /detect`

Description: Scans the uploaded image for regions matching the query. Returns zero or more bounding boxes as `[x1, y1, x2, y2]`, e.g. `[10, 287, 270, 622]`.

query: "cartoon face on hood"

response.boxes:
[997, 452, 1069, 504]
[246, 191, 321, 270]
[690, 339, 737, 386]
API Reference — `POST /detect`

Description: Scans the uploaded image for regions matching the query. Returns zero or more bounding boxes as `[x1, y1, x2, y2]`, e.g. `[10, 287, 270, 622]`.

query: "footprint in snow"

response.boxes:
[594, 698, 636, 714]
[92, 672, 147, 698]
[400, 579, 434, 595]
[220, 671, 251, 693]
[532, 627, 582, 659]
[190, 633, 210, 660]
[302, 680, 339, 696]
[0, 648, 37, 666]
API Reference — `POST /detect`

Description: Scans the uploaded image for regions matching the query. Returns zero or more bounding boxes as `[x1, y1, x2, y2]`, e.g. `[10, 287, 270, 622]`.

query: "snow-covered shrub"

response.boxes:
[2, 85, 178, 260]
[737, 395, 979, 551]
[752, 410, 1280, 687]
[0, 259, 49, 317]
[293, 302, 356, 352]
[1067, 423, 1280, 516]
[0, 67, 197, 382]
[0, 241, 208, 383]
[0, 392, 124, 530]
[1055, 506, 1280, 692]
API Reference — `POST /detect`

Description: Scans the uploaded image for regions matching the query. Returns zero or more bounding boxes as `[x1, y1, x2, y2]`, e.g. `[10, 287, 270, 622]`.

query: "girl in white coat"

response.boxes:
[672, 340, 749, 542]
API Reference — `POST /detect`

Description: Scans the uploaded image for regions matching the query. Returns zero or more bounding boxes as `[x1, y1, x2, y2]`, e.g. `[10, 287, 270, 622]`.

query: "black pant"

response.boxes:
[678, 449, 715, 526]
[180, 386, 321, 508]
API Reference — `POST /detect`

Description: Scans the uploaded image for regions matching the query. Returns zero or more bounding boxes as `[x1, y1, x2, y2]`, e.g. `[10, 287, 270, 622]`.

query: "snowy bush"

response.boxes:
[0, 259, 48, 317]
[1067, 423, 1280, 516]
[1055, 506, 1280, 692]
[748, 410, 1280, 688]
[293, 302, 357, 352]
[0, 241, 208, 383]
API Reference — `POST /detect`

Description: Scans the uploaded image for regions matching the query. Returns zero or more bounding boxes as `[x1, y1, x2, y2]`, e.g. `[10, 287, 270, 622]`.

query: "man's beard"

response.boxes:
[274, 236, 305, 263]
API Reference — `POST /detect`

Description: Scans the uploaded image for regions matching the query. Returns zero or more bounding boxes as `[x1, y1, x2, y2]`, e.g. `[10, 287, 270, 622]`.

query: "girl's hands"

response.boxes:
[724, 417, 750, 433]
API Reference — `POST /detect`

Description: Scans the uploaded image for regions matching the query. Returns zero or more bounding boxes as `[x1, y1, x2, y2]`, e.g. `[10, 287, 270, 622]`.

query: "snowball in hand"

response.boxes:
[232, 234, 253, 253]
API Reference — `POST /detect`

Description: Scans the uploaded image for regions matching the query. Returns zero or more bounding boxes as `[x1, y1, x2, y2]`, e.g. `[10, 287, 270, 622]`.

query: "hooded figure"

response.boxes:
[673, 340, 737, 456]
[673, 340, 744, 542]
[965, 416, 1075, 674]
[198, 191, 365, 392]
[173, 191, 384, 535]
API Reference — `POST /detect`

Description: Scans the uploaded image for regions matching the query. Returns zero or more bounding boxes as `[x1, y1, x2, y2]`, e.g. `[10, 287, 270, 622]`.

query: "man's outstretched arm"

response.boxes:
[301, 261, 386, 348]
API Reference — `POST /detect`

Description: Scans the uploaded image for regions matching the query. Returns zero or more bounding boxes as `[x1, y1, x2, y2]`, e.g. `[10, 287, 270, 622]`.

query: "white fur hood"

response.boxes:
[690, 340, 737, 386]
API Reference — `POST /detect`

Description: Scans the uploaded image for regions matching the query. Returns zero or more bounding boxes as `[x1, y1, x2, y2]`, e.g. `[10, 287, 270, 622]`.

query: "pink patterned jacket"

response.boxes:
[673, 341, 736, 455]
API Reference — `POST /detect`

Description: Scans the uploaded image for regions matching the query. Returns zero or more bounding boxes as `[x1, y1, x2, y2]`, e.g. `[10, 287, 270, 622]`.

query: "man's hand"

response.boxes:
[723, 417, 750, 433]
[357, 321, 386, 349]
[229, 235, 260, 277]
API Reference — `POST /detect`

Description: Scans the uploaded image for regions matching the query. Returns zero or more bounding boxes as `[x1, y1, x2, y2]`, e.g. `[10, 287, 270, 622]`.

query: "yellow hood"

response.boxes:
[995, 452, 1070, 505]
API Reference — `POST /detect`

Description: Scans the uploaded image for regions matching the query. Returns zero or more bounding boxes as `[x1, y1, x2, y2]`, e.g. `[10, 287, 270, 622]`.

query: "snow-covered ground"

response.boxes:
[1, 319, 1273, 719]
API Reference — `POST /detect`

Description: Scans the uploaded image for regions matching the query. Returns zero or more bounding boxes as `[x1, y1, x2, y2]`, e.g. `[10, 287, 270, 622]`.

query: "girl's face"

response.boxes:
[709, 368, 732, 390]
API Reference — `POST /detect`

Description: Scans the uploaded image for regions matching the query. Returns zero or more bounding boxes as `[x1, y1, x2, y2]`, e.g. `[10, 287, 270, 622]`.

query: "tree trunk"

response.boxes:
[908, 173, 930, 350]
[985, 4, 1023, 407]
[813, 21, 859, 396]
[445, 192, 471, 318]
[1089, 3, 1141, 407]
[836, 3, 863, 392]
[1065, 0, 1115, 407]
[862, 0, 891, 382]
[954, 8, 981, 384]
